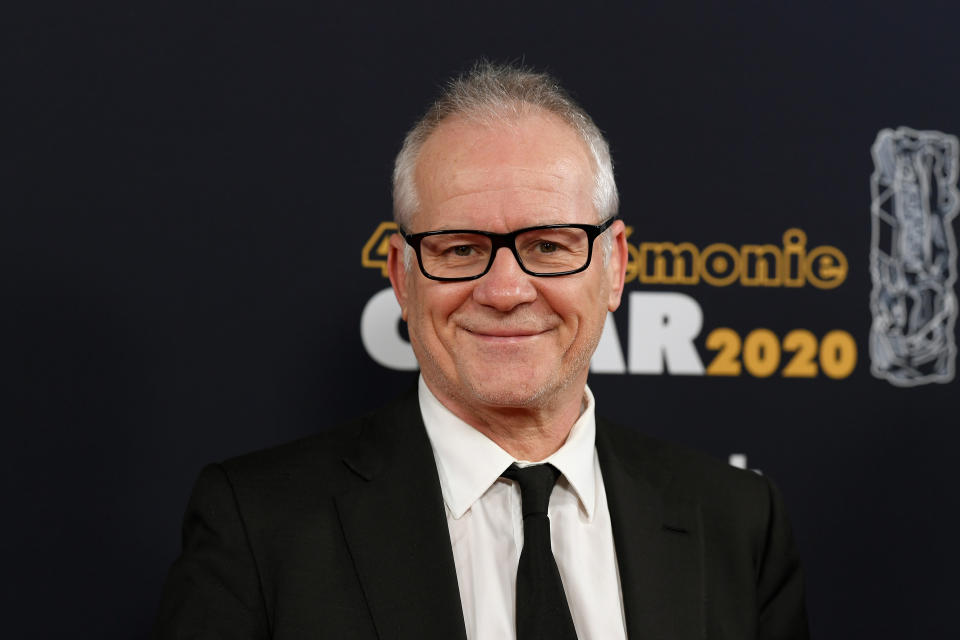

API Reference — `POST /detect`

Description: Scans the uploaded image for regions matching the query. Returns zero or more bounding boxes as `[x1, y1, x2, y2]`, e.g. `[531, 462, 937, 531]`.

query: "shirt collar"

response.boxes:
[419, 376, 598, 520]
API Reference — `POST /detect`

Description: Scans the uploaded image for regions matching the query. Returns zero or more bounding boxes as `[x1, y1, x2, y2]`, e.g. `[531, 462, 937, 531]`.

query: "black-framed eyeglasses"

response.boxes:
[399, 217, 617, 282]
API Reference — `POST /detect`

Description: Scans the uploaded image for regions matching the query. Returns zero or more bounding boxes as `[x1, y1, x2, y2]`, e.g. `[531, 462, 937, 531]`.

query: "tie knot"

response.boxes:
[501, 463, 561, 517]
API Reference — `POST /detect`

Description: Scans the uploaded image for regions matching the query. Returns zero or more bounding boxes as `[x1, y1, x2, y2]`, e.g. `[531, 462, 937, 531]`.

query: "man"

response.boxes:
[154, 63, 809, 639]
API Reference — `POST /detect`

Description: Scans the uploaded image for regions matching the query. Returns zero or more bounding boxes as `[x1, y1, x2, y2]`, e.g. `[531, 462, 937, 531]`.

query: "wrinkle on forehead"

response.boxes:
[420, 189, 581, 231]
[444, 160, 581, 190]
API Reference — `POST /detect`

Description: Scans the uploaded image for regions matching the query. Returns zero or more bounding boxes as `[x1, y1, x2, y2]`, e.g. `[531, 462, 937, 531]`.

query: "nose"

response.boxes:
[471, 247, 538, 311]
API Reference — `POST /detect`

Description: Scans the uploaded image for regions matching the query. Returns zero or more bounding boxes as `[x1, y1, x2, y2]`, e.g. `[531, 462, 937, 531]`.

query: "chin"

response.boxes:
[460, 371, 556, 408]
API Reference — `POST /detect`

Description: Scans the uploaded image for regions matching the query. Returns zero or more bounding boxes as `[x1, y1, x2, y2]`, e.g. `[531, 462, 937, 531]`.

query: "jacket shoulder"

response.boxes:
[217, 387, 421, 497]
[597, 417, 775, 518]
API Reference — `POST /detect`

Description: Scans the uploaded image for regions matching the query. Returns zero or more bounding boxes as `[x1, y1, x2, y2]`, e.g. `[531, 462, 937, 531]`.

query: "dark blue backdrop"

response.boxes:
[5, 2, 958, 637]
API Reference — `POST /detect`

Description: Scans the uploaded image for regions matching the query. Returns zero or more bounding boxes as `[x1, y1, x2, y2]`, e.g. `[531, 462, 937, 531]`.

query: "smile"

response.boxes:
[462, 327, 550, 343]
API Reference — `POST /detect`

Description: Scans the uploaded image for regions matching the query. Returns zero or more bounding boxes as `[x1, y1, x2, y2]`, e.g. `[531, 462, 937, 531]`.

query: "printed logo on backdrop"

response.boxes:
[359, 223, 858, 381]
[869, 127, 959, 386]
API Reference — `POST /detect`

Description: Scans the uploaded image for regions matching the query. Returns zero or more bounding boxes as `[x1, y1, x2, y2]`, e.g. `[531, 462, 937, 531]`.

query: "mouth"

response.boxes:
[462, 327, 549, 342]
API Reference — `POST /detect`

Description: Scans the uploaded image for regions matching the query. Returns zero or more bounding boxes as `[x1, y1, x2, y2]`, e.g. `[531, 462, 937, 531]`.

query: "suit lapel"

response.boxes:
[596, 419, 705, 640]
[335, 391, 467, 640]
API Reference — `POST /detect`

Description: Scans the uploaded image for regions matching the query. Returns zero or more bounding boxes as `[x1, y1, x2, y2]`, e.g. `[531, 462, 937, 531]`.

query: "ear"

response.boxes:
[387, 232, 410, 321]
[605, 219, 628, 312]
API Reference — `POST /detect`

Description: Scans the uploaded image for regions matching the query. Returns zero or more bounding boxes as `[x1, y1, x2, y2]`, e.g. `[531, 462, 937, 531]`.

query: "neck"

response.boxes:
[423, 377, 587, 462]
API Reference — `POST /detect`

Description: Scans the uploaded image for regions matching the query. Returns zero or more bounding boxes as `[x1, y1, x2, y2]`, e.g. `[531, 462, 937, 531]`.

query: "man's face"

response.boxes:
[389, 112, 626, 415]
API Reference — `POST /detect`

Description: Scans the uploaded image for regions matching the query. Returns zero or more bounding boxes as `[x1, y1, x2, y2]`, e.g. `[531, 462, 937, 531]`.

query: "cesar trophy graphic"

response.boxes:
[869, 127, 959, 386]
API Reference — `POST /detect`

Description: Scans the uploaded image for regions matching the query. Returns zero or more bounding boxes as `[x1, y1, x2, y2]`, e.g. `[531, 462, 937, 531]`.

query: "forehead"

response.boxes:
[412, 112, 596, 230]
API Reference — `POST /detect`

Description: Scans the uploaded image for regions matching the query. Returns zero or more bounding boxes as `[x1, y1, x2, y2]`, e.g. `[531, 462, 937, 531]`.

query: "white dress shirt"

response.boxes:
[418, 377, 628, 640]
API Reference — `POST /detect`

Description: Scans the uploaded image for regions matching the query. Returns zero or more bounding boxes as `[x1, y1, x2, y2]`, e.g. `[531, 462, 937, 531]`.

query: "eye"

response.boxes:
[451, 245, 475, 257]
[537, 241, 559, 254]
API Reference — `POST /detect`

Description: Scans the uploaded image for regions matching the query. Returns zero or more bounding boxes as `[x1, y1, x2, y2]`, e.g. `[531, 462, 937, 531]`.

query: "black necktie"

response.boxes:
[501, 463, 578, 640]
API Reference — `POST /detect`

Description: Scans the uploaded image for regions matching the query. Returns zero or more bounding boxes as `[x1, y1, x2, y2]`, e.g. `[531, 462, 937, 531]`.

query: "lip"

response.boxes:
[463, 327, 548, 341]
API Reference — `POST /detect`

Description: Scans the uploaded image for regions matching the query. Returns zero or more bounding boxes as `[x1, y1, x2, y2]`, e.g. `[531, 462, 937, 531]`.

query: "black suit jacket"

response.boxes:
[154, 390, 809, 639]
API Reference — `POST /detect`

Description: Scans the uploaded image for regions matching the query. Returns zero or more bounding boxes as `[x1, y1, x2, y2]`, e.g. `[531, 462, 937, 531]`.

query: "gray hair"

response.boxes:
[392, 62, 618, 265]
